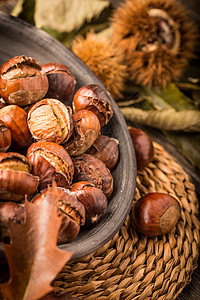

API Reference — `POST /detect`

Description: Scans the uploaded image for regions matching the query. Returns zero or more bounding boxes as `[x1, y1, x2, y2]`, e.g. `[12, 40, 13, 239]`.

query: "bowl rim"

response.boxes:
[0, 11, 136, 261]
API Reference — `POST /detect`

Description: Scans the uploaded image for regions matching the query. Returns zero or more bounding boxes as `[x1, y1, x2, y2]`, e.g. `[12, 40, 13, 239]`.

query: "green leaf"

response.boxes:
[151, 83, 197, 111]
[35, 0, 110, 33]
[120, 107, 200, 132]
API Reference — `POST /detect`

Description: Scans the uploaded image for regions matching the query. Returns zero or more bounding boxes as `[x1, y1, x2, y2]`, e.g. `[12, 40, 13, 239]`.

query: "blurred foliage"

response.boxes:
[6, 0, 200, 169]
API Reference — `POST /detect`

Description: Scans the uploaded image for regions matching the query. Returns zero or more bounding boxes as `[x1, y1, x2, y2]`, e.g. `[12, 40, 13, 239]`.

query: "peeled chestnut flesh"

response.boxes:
[73, 84, 113, 127]
[42, 62, 76, 102]
[71, 181, 107, 226]
[128, 127, 154, 170]
[27, 141, 74, 190]
[0, 120, 11, 152]
[133, 193, 181, 236]
[64, 109, 100, 156]
[32, 186, 85, 243]
[0, 55, 49, 106]
[0, 152, 39, 201]
[73, 154, 113, 199]
[28, 98, 74, 144]
[87, 135, 119, 169]
[0, 105, 32, 148]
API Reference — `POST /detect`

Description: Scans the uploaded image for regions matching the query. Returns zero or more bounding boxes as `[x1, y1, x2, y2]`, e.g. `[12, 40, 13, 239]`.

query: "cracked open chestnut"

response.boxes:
[63, 109, 100, 156]
[72, 84, 113, 127]
[73, 154, 113, 199]
[42, 62, 76, 103]
[0, 152, 39, 202]
[32, 186, 85, 243]
[27, 98, 74, 144]
[0, 105, 32, 148]
[0, 55, 49, 106]
[71, 181, 107, 226]
[27, 141, 74, 190]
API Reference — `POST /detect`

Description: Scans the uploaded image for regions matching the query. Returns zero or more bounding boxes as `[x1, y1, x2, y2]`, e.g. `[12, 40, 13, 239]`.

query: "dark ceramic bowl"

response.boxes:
[0, 11, 136, 260]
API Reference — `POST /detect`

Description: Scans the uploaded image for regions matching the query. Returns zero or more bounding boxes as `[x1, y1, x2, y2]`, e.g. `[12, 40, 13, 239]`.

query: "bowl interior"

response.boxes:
[0, 11, 136, 260]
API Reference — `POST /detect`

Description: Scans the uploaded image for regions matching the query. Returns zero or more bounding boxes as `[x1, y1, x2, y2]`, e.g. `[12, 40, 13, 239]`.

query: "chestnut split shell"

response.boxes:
[73, 154, 113, 199]
[27, 98, 74, 144]
[0, 152, 39, 201]
[72, 84, 113, 127]
[0, 55, 49, 106]
[27, 141, 74, 190]
[64, 109, 100, 156]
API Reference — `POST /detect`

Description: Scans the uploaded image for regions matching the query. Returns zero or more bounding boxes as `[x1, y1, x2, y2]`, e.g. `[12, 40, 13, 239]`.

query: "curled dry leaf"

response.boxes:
[0, 182, 72, 300]
[120, 107, 200, 132]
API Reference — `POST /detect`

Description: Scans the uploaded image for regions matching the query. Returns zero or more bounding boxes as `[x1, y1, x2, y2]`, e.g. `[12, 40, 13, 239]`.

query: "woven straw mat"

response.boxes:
[54, 142, 200, 300]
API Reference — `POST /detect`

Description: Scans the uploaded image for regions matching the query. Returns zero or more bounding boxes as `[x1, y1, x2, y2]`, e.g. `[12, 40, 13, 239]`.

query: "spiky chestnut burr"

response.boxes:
[111, 0, 197, 87]
[71, 32, 127, 99]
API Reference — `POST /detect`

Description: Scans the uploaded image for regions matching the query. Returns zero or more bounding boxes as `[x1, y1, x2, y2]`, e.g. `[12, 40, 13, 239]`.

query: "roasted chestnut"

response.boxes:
[32, 186, 85, 243]
[42, 62, 76, 102]
[0, 201, 24, 240]
[133, 193, 181, 236]
[87, 135, 119, 169]
[63, 109, 100, 156]
[72, 84, 113, 127]
[27, 98, 74, 144]
[0, 55, 49, 106]
[0, 152, 39, 201]
[0, 120, 12, 152]
[128, 127, 154, 170]
[0, 98, 6, 109]
[27, 141, 74, 190]
[73, 154, 113, 199]
[0, 105, 32, 148]
[71, 181, 107, 226]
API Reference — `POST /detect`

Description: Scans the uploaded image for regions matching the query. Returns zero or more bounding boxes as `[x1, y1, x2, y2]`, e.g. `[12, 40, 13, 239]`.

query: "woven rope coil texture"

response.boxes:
[54, 142, 200, 300]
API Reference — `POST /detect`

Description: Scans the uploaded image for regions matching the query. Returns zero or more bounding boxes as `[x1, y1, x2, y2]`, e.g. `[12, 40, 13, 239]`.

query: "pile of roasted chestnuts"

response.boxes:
[0, 55, 119, 244]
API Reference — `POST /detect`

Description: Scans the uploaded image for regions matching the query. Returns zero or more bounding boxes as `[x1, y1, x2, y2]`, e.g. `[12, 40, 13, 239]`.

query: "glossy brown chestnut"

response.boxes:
[0, 55, 49, 106]
[0, 98, 6, 109]
[71, 181, 107, 226]
[133, 193, 181, 236]
[73, 154, 113, 199]
[0, 152, 39, 201]
[128, 127, 154, 170]
[0, 120, 12, 152]
[0, 201, 24, 239]
[42, 62, 76, 102]
[27, 141, 74, 190]
[72, 84, 113, 127]
[27, 98, 74, 144]
[32, 186, 85, 243]
[87, 135, 119, 169]
[0, 105, 32, 148]
[63, 109, 100, 156]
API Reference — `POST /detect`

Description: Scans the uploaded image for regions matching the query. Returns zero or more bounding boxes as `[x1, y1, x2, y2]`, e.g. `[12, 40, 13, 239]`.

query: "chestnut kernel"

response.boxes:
[87, 135, 119, 169]
[27, 98, 74, 144]
[128, 127, 154, 170]
[0, 120, 12, 152]
[27, 141, 74, 190]
[42, 62, 76, 102]
[73, 84, 113, 127]
[64, 109, 100, 156]
[73, 154, 113, 199]
[133, 193, 181, 236]
[0, 105, 32, 148]
[71, 181, 107, 226]
[0, 55, 49, 106]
